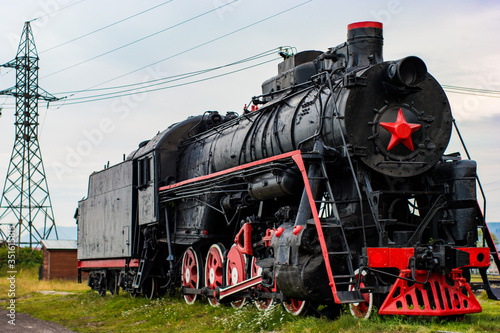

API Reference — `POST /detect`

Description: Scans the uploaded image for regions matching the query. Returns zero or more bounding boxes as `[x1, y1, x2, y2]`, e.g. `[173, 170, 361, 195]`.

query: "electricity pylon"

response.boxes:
[0, 21, 59, 247]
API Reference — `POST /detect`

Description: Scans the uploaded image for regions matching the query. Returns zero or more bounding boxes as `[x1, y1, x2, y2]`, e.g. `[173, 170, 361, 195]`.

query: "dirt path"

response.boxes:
[0, 309, 75, 332]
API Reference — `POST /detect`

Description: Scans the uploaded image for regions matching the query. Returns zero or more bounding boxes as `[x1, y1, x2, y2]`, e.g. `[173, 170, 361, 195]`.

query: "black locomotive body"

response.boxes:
[76, 22, 500, 318]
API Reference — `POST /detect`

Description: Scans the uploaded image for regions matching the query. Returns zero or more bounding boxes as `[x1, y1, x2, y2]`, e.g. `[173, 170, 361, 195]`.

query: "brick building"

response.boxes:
[40, 240, 78, 280]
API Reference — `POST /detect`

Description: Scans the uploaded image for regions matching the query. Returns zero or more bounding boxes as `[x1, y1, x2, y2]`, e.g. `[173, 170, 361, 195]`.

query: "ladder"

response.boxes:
[132, 245, 156, 289]
[301, 154, 364, 303]
[132, 258, 146, 289]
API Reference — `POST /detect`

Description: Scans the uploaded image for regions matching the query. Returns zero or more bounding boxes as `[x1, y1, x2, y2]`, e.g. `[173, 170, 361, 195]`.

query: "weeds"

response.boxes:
[213, 303, 290, 332]
[0, 267, 88, 299]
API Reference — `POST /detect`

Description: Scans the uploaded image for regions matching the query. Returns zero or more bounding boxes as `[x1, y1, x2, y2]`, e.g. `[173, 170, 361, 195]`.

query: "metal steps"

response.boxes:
[132, 258, 145, 288]
[302, 154, 360, 304]
[336, 290, 365, 303]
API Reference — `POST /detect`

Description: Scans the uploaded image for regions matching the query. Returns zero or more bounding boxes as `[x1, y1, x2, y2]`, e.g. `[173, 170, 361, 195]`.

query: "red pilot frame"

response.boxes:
[367, 247, 490, 316]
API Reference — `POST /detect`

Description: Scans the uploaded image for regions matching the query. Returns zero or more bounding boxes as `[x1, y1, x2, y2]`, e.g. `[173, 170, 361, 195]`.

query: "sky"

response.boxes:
[0, 0, 499, 236]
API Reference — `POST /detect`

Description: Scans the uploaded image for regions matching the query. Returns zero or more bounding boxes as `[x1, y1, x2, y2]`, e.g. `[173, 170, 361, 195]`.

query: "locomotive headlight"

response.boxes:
[386, 56, 427, 87]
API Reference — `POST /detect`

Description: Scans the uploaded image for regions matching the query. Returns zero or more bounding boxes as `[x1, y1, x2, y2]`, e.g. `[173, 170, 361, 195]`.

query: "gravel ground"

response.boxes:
[0, 309, 75, 332]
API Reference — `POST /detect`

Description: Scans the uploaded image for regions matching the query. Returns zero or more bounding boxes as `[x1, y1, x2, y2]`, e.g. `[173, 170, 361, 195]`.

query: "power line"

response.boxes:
[40, 0, 175, 54]
[56, 46, 292, 95]
[59, 57, 275, 102]
[50, 48, 287, 105]
[0, 68, 14, 77]
[443, 85, 500, 98]
[444, 91, 500, 98]
[2, 80, 499, 111]
[443, 85, 500, 94]
[80, 0, 313, 90]
[42, 0, 240, 78]
[53, 57, 279, 106]
[32, 0, 86, 21]
[39, 1, 310, 107]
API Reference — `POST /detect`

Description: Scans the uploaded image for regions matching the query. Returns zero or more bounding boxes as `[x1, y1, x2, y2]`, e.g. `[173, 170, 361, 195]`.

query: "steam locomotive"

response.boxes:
[76, 21, 500, 319]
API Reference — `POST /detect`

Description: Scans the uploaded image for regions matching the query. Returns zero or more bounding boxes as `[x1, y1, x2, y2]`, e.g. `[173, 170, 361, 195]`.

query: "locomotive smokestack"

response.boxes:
[347, 21, 383, 68]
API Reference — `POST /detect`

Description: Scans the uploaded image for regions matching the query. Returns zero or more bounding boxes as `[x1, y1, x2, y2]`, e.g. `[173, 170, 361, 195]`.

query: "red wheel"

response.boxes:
[226, 245, 247, 308]
[205, 243, 226, 307]
[283, 298, 308, 316]
[181, 247, 203, 304]
[349, 269, 373, 319]
[251, 257, 274, 311]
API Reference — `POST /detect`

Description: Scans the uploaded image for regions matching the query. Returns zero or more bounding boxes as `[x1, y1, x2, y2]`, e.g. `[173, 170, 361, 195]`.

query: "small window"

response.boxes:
[138, 157, 152, 187]
[144, 157, 151, 183]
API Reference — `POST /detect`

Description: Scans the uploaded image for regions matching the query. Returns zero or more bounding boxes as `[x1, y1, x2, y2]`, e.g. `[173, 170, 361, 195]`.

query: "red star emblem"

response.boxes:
[380, 108, 421, 151]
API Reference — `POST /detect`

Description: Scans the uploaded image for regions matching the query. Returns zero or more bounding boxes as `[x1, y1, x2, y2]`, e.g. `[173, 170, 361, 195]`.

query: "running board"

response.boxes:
[216, 275, 263, 301]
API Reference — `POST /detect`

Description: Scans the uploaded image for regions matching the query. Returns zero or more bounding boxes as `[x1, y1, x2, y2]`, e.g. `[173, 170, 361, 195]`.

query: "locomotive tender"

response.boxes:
[76, 21, 500, 318]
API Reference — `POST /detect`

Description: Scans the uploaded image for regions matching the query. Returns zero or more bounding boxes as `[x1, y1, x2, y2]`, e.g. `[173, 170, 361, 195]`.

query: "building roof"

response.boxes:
[41, 240, 77, 250]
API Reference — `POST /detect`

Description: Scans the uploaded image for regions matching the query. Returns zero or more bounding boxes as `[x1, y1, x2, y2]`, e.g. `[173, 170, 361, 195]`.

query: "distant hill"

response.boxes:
[51, 226, 77, 240]
[20, 226, 77, 244]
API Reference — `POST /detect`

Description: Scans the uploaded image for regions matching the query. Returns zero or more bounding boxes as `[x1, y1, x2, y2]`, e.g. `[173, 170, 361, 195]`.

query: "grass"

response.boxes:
[0, 268, 88, 299]
[1, 268, 500, 332]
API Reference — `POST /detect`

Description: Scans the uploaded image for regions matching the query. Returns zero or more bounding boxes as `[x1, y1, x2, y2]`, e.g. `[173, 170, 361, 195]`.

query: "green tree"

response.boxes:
[0, 246, 42, 272]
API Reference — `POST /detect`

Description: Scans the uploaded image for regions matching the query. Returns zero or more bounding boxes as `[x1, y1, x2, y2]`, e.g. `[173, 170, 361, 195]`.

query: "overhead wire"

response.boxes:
[485, 180, 500, 186]
[53, 57, 280, 106]
[50, 46, 290, 104]
[9, 0, 500, 107]
[0, 68, 14, 77]
[443, 85, 500, 98]
[42, 0, 240, 78]
[40, 1, 310, 107]
[2, 81, 500, 111]
[40, 0, 175, 54]
[58, 60, 276, 103]
[31, 0, 86, 22]
[443, 85, 500, 94]
[72, 0, 312, 92]
[55, 46, 293, 95]
[2, 81, 500, 110]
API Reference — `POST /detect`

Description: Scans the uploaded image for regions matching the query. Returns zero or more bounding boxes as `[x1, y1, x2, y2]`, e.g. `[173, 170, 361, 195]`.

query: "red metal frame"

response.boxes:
[378, 269, 482, 316]
[234, 223, 253, 256]
[368, 247, 490, 316]
[160, 150, 342, 303]
[291, 154, 342, 303]
[367, 248, 415, 270]
[78, 258, 140, 269]
[367, 247, 490, 270]
[457, 247, 492, 268]
[218, 275, 263, 301]
[263, 228, 275, 247]
[159, 150, 302, 192]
